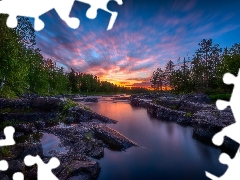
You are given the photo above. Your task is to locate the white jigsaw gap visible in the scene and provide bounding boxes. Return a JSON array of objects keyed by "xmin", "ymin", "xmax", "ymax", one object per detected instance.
[
  {"xmin": 13, "ymin": 172, "xmax": 24, "ymax": 180},
  {"xmin": 207, "ymin": 69, "xmax": 240, "ymax": 179},
  {"xmin": 24, "ymin": 155, "xmax": 60, "ymax": 180},
  {"xmin": 0, "ymin": 126, "xmax": 15, "ymax": 146},
  {"xmin": 0, "ymin": 160, "xmax": 8, "ymax": 171},
  {"xmin": 212, "ymin": 69, "xmax": 240, "ymax": 146},
  {"xmin": 206, "ymin": 149, "xmax": 240, "ymax": 180},
  {"xmin": 0, "ymin": 0, "xmax": 80, "ymax": 31},
  {"xmin": 0, "ymin": 0, "xmax": 123, "ymax": 31}
]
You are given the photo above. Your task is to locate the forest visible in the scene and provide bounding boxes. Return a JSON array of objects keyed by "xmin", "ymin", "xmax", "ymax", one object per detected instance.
[
  {"xmin": 1, "ymin": 14, "xmax": 238, "ymax": 99},
  {"xmin": 150, "ymin": 39, "xmax": 240, "ymax": 98},
  {"xmin": 0, "ymin": 15, "xmax": 148, "ymax": 98}
]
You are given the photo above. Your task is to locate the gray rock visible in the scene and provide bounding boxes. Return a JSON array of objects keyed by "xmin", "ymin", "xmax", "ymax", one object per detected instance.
[
  {"xmin": 15, "ymin": 124, "xmax": 37, "ymax": 134},
  {"xmin": 34, "ymin": 121, "xmax": 46, "ymax": 129},
  {"xmin": 14, "ymin": 143, "xmax": 44, "ymax": 160},
  {"xmin": 93, "ymin": 125, "xmax": 138, "ymax": 150},
  {"xmin": 7, "ymin": 160, "xmax": 25, "ymax": 174},
  {"xmin": 180, "ymin": 93, "xmax": 211, "ymax": 104},
  {"xmin": 54, "ymin": 155, "xmax": 100, "ymax": 180},
  {"xmin": 0, "ymin": 173, "xmax": 9, "ymax": 180},
  {"xmin": 66, "ymin": 117, "xmax": 74, "ymax": 123}
]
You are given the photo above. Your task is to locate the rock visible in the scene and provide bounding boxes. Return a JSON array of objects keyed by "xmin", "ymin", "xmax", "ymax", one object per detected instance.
[
  {"xmin": 90, "ymin": 146, "xmax": 104, "ymax": 159},
  {"xmin": 30, "ymin": 97, "xmax": 65, "ymax": 110},
  {"xmin": 111, "ymin": 97, "xmax": 130, "ymax": 100},
  {"xmin": 222, "ymin": 137, "xmax": 239, "ymax": 155},
  {"xmin": 66, "ymin": 117, "xmax": 74, "ymax": 123},
  {"xmin": 154, "ymin": 98, "xmax": 180, "ymax": 110},
  {"xmin": 192, "ymin": 127, "xmax": 218, "ymax": 144},
  {"xmin": 71, "ymin": 97, "xmax": 98, "ymax": 102},
  {"xmin": 93, "ymin": 125, "xmax": 138, "ymax": 150},
  {"xmin": 0, "ymin": 98, "xmax": 30, "ymax": 109},
  {"xmin": 14, "ymin": 132, "xmax": 25, "ymax": 138},
  {"xmin": 178, "ymin": 101, "xmax": 213, "ymax": 113},
  {"xmin": 54, "ymin": 155, "xmax": 100, "ymax": 180},
  {"xmin": 20, "ymin": 93, "xmax": 40, "ymax": 100},
  {"xmin": 14, "ymin": 143, "xmax": 44, "ymax": 160},
  {"xmin": 0, "ymin": 112, "xmax": 58, "ymax": 123},
  {"xmin": 180, "ymin": 93, "xmax": 211, "ymax": 104},
  {"xmin": 14, "ymin": 124, "xmax": 37, "ymax": 134},
  {"xmin": 0, "ymin": 173, "xmax": 9, "ymax": 180},
  {"xmin": 131, "ymin": 99, "xmax": 192, "ymax": 125},
  {"xmin": 24, "ymin": 166, "xmax": 37, "ymax": 180},
  {"xmin": 84, "ymin": 98, "xmax": 98, "ymax": 102},
  {"xmin": 67, "ymin": 106, "xmax": 117, "ymax": 124},
  {"xmin": 7, "ymin": 160, "xmax": 25, "ymax": 175},
  {"xmin": 192, "ymin": 109, "xmax": 234, "ymax": 129},
  {"xmin": 73, "ymin": 140, "xmax": 104, "ymax": 159},
  {"xmin": 34, "ymin": 121, "xmax": 46, "ymax": 129}
]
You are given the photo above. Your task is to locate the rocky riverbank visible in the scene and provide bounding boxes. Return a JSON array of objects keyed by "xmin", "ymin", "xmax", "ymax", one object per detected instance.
[
  {"xmin": 130, "ymin": 93, "xmax": 239, "ymax": 155},
  {"xmin": 0, "ymin": 96, "xmax": 137, "ymax": 179}
]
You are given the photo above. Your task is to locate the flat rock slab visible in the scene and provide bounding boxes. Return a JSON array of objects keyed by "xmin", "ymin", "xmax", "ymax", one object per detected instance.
[
  {"xmin": 54, "ymin": 154, "xmax": 100, "ymax": 180},
  {"xmin": 93, "ymin": 125, "xmax": 138, "ymax": 150}
]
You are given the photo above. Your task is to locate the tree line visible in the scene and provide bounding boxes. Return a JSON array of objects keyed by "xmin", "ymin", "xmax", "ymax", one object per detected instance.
[
  {"xmin": 0, "ymin": 15, "xmax": 149, "ymax": 98},
  {"xmin": 150, "ymin": 39, "xmax": 240, "ymax": 94}
]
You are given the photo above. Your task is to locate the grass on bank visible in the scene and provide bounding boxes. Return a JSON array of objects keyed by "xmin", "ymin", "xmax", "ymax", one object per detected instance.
[{"xmin": 209, "ymin": 94, "xmax": 231, "ymax": 101}]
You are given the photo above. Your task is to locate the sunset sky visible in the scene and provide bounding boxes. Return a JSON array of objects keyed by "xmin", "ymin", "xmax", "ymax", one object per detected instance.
[{"xmin": 35, "ymin": 0, "xmax": 240, "ymax": 88}]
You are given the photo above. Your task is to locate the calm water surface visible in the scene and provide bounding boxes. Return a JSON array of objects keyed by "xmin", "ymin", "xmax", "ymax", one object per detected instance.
[{"xmin": 82, "ymin": 97, "xmax": 227, "ymax": 180}]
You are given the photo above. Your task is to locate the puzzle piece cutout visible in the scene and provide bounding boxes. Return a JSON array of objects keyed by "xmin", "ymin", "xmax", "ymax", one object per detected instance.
[
  {"xmin": 206, "ymin": 149, "xmax": 240, "ymax": 180},
  {"xmin": 0, "ymin": 160, "xmax": 8, "ymax": 171},
  {"xmin": 0, "ymin": 126, "xmax": 15, "ymax": 147},
  {"xmin": 213, "ymin": 70, "xmax": 240, "ymax": 146},
  {"xmin": 0, "ymin": 0, "xmax": 79, "ymax": 31},
  {"xmin": 77, "ymin": 0, "xmax": 123, "ymax": 30},
  {"xmin": 0, "ymin": 161, "xmax": 24, "ymax": 180},
  {"xmin": 12, "ymin": 172, "xmax": 24, "ymax": 180},
  {"xmin": 0, "ymin": 0, "xmax": 123, "ymax": 31},
  {"xmin": 24, "ymin": 155, "xmax": 60, "ymax": 180},
  {"xmin": 0, "ymin": 126, "xmax": 23, "ymax": 180},
  {"xmin": 206, "ymin": 69, "xmax": 240, "ymax": 179}
]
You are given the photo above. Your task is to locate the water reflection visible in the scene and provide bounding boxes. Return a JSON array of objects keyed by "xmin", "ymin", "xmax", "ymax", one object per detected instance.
[
  {"xmin": 40, "ymin": 133, "xmax": 68, "ymax": 156},
  {"xmin": 82, "ymin": 97, "xmax": 227, "ymax": 180}
]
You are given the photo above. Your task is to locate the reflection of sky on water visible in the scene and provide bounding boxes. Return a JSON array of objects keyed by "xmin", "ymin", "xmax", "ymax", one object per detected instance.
[
  {"xmin": 40, "ymin": 133, "xmax": 68, "ymax": 156},
  {"xmin": 85, "ymin": 98, "xmax": 227, "ymax": 180}
]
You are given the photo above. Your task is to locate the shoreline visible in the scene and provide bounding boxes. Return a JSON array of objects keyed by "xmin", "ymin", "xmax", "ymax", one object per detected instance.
[
  {"xmin": 0, "ymin": 92, "xmax": 239, "ymax": 179},
  {"xmin": 0, "ymin": 96, "xmax": 137, "ymax": 180},
  {"xmin": 130, "ymin": 93, "xmax": 239, "ymax": 156}
]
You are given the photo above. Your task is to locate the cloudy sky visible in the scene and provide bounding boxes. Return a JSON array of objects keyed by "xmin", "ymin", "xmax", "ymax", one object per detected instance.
[{"xmin": 35, "ymin": 0, "xmax": 240, "ymax": 88}]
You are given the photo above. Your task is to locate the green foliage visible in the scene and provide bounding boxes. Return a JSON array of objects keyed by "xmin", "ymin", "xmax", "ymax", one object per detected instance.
[
  {"xmin": 171, "ymin": 106, "xmax": 178, "ymax": 110},
  {"xmin": 62, "ymin": 99, "xmax": 78, "ymax": 114},
  {"xmin": 85, "ymin": 132, "xmax": 93, "ymax": 141},
  {"xmin": 0, "ymin": 121, "xmax": 16, "ymax": 131},
  {"xmin": 0, "ymin": 86, "xmax": 18, "ymax": 98},
  {"xmin": 0, "ymin": 107, "xmax": 33, "ymax": 114},
  {"xmin": 150, "ymin": 39, "xmax": 239, "ymax": 95},
  {"xmin": 209, "ymin": 94, "xmax": 231, "ymax": 101},
  {"xmin": 0, "ymin": 14, "xmax": 150, "ymax": 97},
  {"xmin": 186, "ymin": 112, "xmax": 192, "ymax": 117},
  {"xmin": 83, "ymin": 105, "xmax": 91, "ymax": 111},
  {"xmin": 0, "ymin": 146, "xmax": 12, "ymax": 158}
]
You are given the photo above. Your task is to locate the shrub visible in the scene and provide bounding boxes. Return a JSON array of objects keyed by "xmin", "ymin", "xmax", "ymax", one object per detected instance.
[
  {"xmin": 62, "ymin": 99, "xmax": 78, "ymax": 114},
  {"xmin": 209, "ymin": 94, "xmax": 231, "ymax": 101},
  {"xmin": 186, "ymin": 112, "xmax": 192, "ymax": 117}
]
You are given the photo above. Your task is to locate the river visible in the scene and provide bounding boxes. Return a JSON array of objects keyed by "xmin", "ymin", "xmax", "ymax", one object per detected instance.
[{"xmin": 79, "ymin": 96, "xmax": 227, "ymax": 180}]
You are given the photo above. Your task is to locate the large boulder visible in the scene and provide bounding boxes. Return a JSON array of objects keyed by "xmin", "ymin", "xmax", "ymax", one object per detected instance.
[
  {"xmin": 14, "ymin": 143, "xmax": 44, "ymax": 160},
  {"xmin": 180, "ymin": 93, "xmax": 211, "ymax": 104},
  {"xmin": 93, "ymin": 125, "xmax": 138, "ymax": 150},
  {"xmin": 54, "ymin": 154, "xmax": 100, "ymax": 180},
  {"xmin": 30, "ymin": 97, "xmax": 64, "ymax": 110}
]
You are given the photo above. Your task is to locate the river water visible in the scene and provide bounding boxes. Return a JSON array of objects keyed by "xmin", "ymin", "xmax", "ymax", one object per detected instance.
[{"xmin": 81, "ymin": 96, "xmax": 227, "ymax": 180}]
